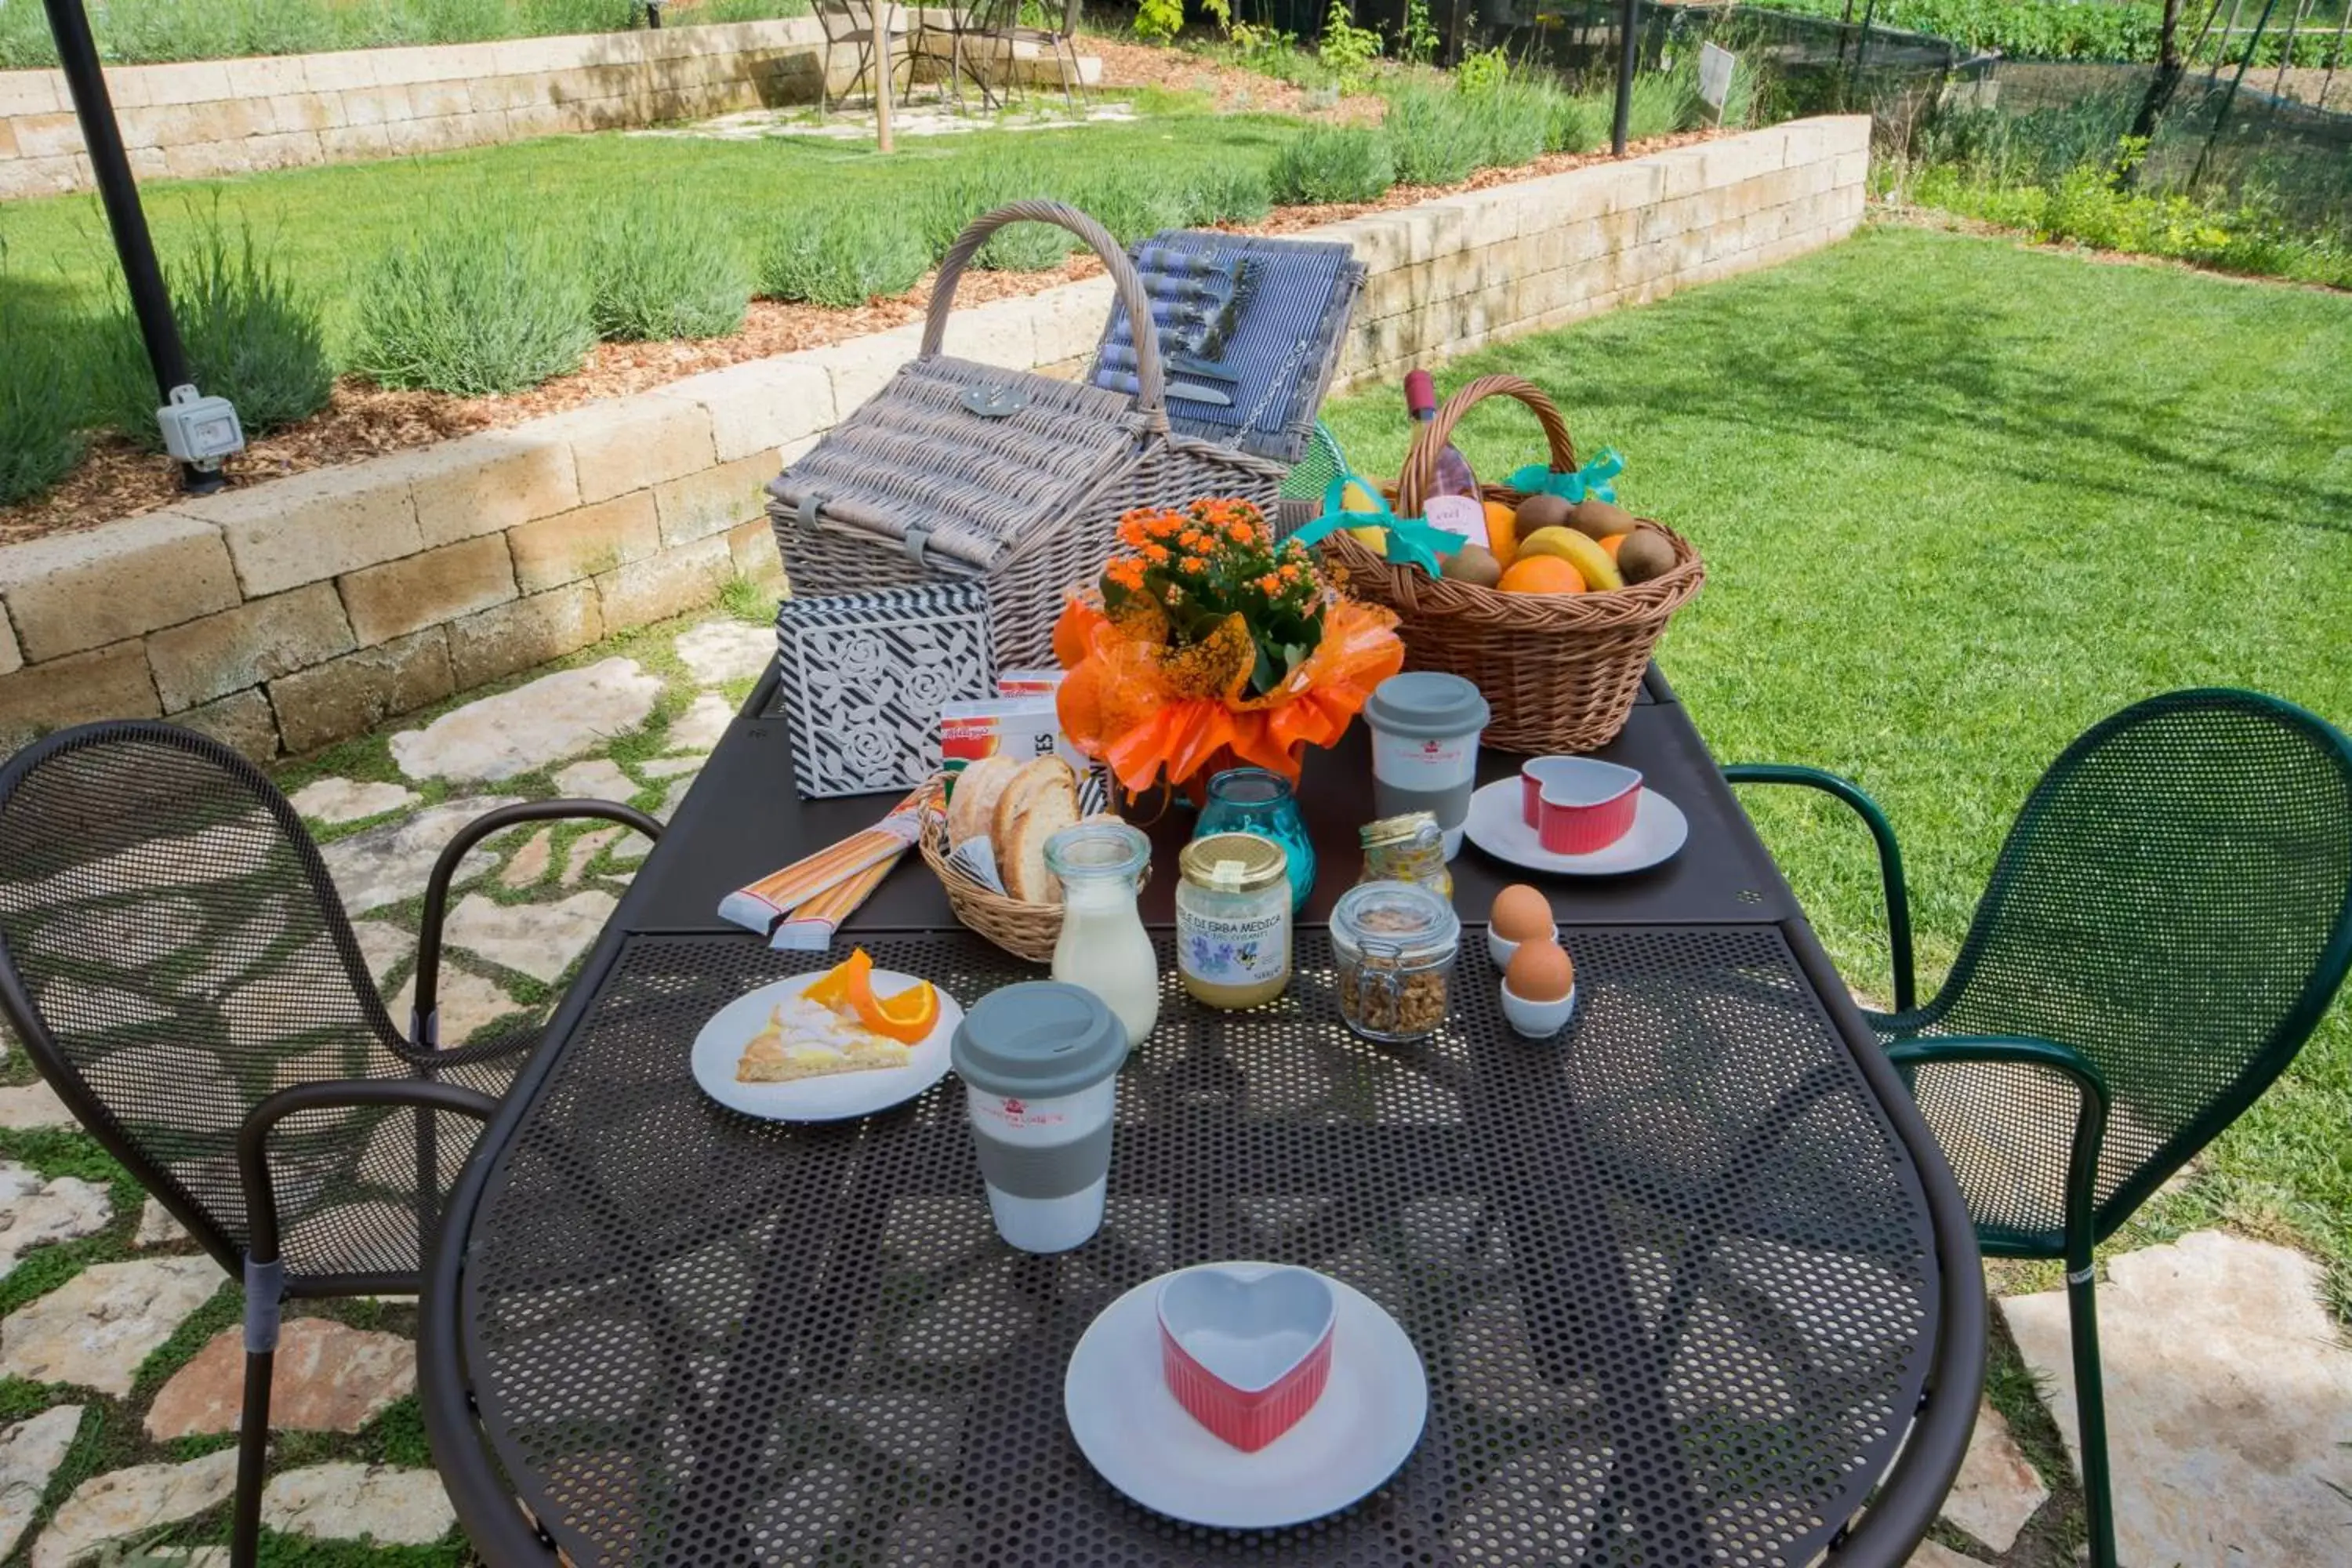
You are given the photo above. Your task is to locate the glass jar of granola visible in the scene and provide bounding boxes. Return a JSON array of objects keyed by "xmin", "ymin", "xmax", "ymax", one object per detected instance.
[{"xmin": 1330, "ymin": 880, "xmax": 1460, "ymax": 1044}]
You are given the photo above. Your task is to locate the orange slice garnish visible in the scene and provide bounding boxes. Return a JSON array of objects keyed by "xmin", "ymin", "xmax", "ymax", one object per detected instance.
[
  {"xmin": 855, "ymin": 978, "xmax": 940, "ymax": 1044},
  {"xmin": 804, "ymin": 948, "xmax": 872, "ymax": 1010}
]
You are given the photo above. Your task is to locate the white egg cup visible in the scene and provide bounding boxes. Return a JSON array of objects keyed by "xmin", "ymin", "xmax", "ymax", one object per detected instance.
[
  {"xmin": 1487, "ymin": 921, "xmax": 1558, "ymax": 973},
  {"xmin": 1501, "ymin": 980, "xmax": 1576, "ymax": 1040}
]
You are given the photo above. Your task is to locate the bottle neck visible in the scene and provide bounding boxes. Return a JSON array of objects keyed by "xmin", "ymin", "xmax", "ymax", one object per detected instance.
[{"xmin": 1061, "ymin": 873, "xmax": 1136, "ymax": 913}]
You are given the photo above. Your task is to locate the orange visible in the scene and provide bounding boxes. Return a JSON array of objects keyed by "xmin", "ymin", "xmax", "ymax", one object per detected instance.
[
  {"xmin": 830, "ymin": 953, "xmax": 941, "ymax": 1044},
  {"xmin": 805, "ymin": 947, "xmax": 873, "ymax": 1009},
  {"xmin": 1482, "ymin": 500, "xmax": 1519, "ymax": 565},
  {"xmin": 1597, "ymin": 533, "xmax": 1625, "ymax": 559},
  {"xmin": 856, "ymin": 978, "xmax": 942, "ymax": 1044},
  {"xmin": 1497, "ymin": 556, "xmax": 1586, "ymax": 595}
]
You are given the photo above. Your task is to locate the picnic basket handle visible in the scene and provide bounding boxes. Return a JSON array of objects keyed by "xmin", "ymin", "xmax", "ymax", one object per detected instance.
[
  {"xmin": 922, "ymin": 199, "xmax": 1168, "ymax": 423},
  {"xmin": 1395, "ymin": 374, "xmax": 1580, "ymax": 519}
]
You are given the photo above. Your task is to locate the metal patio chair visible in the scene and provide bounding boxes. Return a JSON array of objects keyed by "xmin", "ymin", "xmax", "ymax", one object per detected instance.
[
  {"xmin": 1726, "ymin": 688, "xmax": 2352, "ymax": 1568},
  {"xmin": 814, "ymin": 0, "xmax": 915, "ymax": 116},
  {"xmin": 0, "ymin": 721, "xmax": 660, "ymax": 1567},
  {"xmin": 991, "ymin": 0, "xmax": 1089, "ymax": 107}
]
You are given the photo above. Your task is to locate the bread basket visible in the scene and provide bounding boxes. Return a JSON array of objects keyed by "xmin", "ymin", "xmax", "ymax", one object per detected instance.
[
  {"xmin": 918, "ymin": 791, "xmax": 1063, "ymax": 964},
  {"xmin": 1319, "ymin": 375, "xmax": 1704, "ymax": 753}
]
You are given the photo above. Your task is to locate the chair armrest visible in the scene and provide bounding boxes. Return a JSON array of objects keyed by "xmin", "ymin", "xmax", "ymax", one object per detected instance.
[
  {"xmin": 1722, "ymin": 763, "xmax": 1917, "ymax": 1014},
  {"xmin": 1884, "ymin": 1033, "xmax": 2111, "ymax": 1272},
  {"xmin": 413, "ymin": 800, "xmax": 664, "ymax": 1049},
  {"xmin": 236, "ymin": 1078, "xmax": 499, "ymax": 1269}
]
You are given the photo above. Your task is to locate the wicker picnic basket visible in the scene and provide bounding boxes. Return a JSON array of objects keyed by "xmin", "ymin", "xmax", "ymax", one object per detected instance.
[
  {"xmin": 765, "ymin": 201, "xmax": 1289, "ymax": 671},
  {"xmin": 1320, "ymin": 375, "xmax": 1705, "ymax": 753}
]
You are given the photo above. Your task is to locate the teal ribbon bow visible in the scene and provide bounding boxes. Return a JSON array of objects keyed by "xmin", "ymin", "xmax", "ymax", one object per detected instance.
[
  {"xmin": 1289, "ymin": 473, "xmax": 1464, "ymax": 576},
  {"xmin": 1506, "ymin": 447, "xmax": 1626, "ymax": 508}
]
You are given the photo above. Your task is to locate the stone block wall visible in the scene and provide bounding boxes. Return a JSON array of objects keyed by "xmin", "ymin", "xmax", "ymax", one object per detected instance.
[
  {"xmin": 0, "ymin": 16, "xmax": 1098, "ymax": 199},
  {"xmin": 0, "ymin": 116, "xmax": 1869, "ymax": 760}
]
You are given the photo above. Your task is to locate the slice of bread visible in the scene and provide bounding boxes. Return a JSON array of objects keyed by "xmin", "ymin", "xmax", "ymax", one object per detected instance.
[
  {"xmin": 993, "ymin": 757, "xmax": 1079, "ymax": 903},
  {"xmin": 946, "ymin": 754, "xmax": 1021, "ymax": 847}
]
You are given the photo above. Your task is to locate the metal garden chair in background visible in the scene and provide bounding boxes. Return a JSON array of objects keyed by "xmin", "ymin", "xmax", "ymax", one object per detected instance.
[
  {"xmin": 1726, "ymin": 688, "xmax": 2352, "ymax": 1568},
  {"xmin": 814, "ymin": 0, "xmax": 913, "ymax": 117},
  {"xmin": 989, "ymin": 0, "xmax": 1089, "ymax": 107},
  {"xmin": 0, "ymin": 722, "xmax": 660, "ymax": 1568}
]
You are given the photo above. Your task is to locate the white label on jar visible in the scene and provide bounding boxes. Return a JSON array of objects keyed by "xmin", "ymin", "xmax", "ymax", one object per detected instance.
[
  {"xmin": 1179, "ymin": 906, "xmax": 1289, "ymax": 987},
  {"xmin": 1373, "ymin": 728, "xmax": 1477, "ymax": 786}
]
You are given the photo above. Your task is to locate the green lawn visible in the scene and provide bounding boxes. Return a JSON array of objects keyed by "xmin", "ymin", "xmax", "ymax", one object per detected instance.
[
  {"xmin": 0, "ymin": 108, "xmax": 1289, "ymax": 356},
  {"xmin": 1327, "ymin": 223, "xmax": 2352, "ymax": 1293}
]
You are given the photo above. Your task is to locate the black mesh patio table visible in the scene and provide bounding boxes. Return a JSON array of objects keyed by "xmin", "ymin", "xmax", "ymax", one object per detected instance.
[
  {"xmin": 425, "ymin": 928, "xmax": 1977, "ymax": 1566},
  {"xmin": 420, "ymin": 670, "xmax": 1983, "ymax": 1568}
]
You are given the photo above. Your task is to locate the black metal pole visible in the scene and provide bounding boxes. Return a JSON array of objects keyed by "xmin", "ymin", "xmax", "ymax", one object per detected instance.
[
  {"xmin": 1611, "ymin": 0, "xmax": 1640, "ymax": 154},
  {"xmin": 41, "ymin": 0, "xmax": 216, "ymax": 493}
]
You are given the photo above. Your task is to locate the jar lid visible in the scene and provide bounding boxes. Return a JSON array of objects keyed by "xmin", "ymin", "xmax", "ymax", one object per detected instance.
[
  {"xmin": 1179, "ymin": 832, "xmax": 1288, "ymax": 894},
  {"xmin": 1362, "ymin": 811, "xmax": 1442, "ymax": 850},
  {"xmin": 952, "ymin": 981, "xmax": 1128, "ymax": 1097},
  {"xmin": 1332, "ymin": 879, "xmax": 1461, "ymax": 961},
  {"xmin": 1044, "ymin": 820, "xmax": 1149, "ymax": 883},
  {"xmin": 1365, "ymin": 672, "xmax": 1491, "ymax": 741}
]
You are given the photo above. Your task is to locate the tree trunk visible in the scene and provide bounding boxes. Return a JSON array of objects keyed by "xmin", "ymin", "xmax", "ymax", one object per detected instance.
[{"xmin": 2127, "ymin": 0, "xmax": 2187, "ymax": 151}]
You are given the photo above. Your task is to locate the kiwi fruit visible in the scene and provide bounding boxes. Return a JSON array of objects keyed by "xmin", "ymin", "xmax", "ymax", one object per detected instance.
[
  {"xmin": 1617, "ymin": 526, "xmax": 1676, "ymax": 585},
  {"xmin": 1568, "ymin": 499, "xmax": 1639, "ymax": 539},
  {"xmin": 1441, "ymin": 543, "xmax": 1503, "ymax": 588},
  {"xmin": 1514, "ymin": 493, "xmax": 1573, "ymax": 535}
]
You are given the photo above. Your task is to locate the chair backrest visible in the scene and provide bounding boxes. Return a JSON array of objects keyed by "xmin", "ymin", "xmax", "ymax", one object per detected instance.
[
  {"xmin": 0, "ymin": 723, "xmax": 406, "ymax": 1277},
  {"xmin": 1935, "ymin": 689, "xmax": 2352, "ymax": 1234},
  {"xmin": 816, "ymin": 0, "xmax": 895, "ymax": 38}
]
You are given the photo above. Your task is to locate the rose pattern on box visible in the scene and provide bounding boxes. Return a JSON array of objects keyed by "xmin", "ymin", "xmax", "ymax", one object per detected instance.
[{"xmin": 776, "ymin": 586, "xmax": 996, "ymax": 798}]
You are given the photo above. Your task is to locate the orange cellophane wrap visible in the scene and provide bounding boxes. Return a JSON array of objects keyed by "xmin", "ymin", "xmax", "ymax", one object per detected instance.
[{"xmin": 1054, "ymin": 594, "xmax": 1404, "ymax": 793}]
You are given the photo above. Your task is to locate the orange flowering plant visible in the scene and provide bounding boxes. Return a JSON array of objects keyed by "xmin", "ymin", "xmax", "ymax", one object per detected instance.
[
  {"xmin": 1102, "ymin": 498, "xmax": 1327, "ymax": 699},
  {"xmin": 1054, "ymin": 499, "xmax": 1405, "ymax": 793}
]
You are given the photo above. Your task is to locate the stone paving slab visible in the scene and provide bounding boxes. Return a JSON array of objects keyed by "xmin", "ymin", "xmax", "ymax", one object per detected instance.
[
  {"xmin": 33, "ymin": 1450, "xmax": 238, "ymax": 1568},
  {"xmin": 147, "ymin": 1319, "xmax": 415, "ymax": 1440},
  {"xmin": 0, "ymin": 1257, "xmax": 219, "ymax": 1396},
  {"xmin": 261, "ymin": 1463, "xmax": 455, "ymax": 1544},
  {"xmin": 2003, "ymin": 1229, "xmax": 2352, "ymax": 1567},
  {"xmin": 390, "ymin": 657, "xmax": 662, "ymax": 782}
]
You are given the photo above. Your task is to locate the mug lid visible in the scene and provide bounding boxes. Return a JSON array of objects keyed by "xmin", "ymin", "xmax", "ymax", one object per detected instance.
[
  {"xmin": 1366, "ymin": 671, "xmax": 1491, "ymax": 740},
  {"xmin": 952, "ymin": 981, "xmax": 1127, "ymax": 1098}
]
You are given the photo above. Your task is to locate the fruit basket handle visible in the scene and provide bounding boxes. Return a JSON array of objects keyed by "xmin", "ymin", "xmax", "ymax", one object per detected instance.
[
  {"xmin": 1395, "ymin": 374, "xmax": 1580, "ymax": 519},
  {"xmin": 921, "ymin": 199, "xmax": 1167, "ymax": 426}
]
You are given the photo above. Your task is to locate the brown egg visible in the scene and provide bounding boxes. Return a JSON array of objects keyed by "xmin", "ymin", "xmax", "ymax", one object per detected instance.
[
  {"xmin": 1504, "ymin": 940, "xmax": 1576, "ymax": 1004},
  {"xmin": 1489, "ymin": 884, "xmax": 1553, "ymax": 943}
]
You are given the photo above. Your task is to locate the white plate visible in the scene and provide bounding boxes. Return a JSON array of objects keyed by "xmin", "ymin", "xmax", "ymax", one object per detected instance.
[
  {"xmin": 1065, "ymin": 1263, "xmax": 1428, "ymax": 1530},
  {"xmin": 1464, "ymin": 777, "xmax": 1690, "ymax": 876},
  {"xmin": 690, "ymin": 969, "xmax": 960, "ymax": 1122}
]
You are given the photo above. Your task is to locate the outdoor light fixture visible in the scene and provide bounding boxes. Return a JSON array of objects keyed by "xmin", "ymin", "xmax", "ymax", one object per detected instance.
[
  {"xmin": 42, "ymin": 0, "xmax": 237, "ymax": 493},
  {"xmin": 157, "ymin": 385, "xmax": 246, "ymax": 470}
]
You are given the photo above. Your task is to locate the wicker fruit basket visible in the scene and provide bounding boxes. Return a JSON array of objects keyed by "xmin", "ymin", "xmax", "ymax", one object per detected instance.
[{"xmin": 1319, "ymin": 375, "xmax": 1704, "ymax": 753}]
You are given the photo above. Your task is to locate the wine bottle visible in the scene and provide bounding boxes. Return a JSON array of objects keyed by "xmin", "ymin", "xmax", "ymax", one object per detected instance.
[
  {"xmin": 1404, "ymin": 369, "xmax": 1486, "ymax": 550},
  {"xmin": 1405, "ymin": 370, "xmax": 1479, "ymax": 496}
]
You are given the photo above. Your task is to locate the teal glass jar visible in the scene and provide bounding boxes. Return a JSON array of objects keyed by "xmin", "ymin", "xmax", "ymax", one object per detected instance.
[{"xmin": 1194, "ymin": 768, "xmax": 1315, "ymax": 912}]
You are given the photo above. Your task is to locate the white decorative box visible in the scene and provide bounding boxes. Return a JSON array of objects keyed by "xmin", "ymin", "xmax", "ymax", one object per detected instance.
[{"xmin": 775, "ymin": 586, "xmax": 996, "ymax": 798}]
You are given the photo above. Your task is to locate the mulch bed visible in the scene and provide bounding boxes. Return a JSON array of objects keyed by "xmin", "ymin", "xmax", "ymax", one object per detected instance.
[{"xmin": 0, "ymin": 31, "xmax": 1719, "ymax": 549}]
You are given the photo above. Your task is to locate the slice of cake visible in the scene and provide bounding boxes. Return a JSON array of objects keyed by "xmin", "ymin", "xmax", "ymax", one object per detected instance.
[{"xmin": 736, "ymin": 997, "xmax": 913, "ymax": 1084}]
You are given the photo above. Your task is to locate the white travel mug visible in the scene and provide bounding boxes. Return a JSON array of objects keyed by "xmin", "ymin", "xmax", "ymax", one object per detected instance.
[
  {"xmin": 1364, "ymin": 671, "xmax": 1493, "ymax": 859},
  {"xmin": 951, "ymin": 981, "xmax": 1128, "ymax": 1254}
]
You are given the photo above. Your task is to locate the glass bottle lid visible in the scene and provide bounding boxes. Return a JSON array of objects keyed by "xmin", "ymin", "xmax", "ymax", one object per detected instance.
[
  {"xmin": 1044, "ymin": 820, "xmax": 1149, "ymax": 883},
  {"xmin": 1178, "ymin": 832, "xmax": 1288, "ymax": 894},
  {"xmin": 1331, "ymin": 879, "xmax": 1461, "ymax": 960}
]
